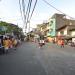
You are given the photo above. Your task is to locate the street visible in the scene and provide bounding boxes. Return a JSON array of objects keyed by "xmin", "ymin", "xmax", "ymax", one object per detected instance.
[{"xmin": 0, "ymin": 42, "xmax": 75, "ymax": 75}]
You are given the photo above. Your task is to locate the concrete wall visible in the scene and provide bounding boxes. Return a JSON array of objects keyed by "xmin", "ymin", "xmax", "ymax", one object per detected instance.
[
  {"xmin": 71, "ymin": 31, "xmax": 75, "ymax": 36},
  {"xmin": 57, "ymin": 28, "xmax": 67, "ymax": 36}
]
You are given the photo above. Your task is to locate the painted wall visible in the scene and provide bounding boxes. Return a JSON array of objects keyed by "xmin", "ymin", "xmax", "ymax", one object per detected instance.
[
  {"xmin": 48, "ymin": 19, "xmax": 56, "ymax": 37},
  {"xmin": 57, "ymin": 27, "xmax": 68, "ymax": 36},
  {"xmin": 72, "ymin": 38, "xmax": 75, "ymax": 43}
]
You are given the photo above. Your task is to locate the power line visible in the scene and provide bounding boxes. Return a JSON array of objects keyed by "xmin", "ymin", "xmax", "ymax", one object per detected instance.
[
  {"xmin": 25, "ymin": 0, "xmax": 32, "ymax": 28},
  {"xmin": 29, "ymin": 0, "xmax": 38, "ymax": 21},
  {"xmin": 19, "ymin": 0, "xmax": 26, "ymax": 32},
  {"xmin": 24, "ymin": 0, "xmax": 31, "ymax": 32},
  {"xmin": 22, "ymin": 0, "xmax": 26, "ymax": 30},
  {"xmin": 19, "ymin": 0, "xmax": 38, "ymax": 33},
  {"xmin": 42, "ymin": 0, "xmax": 75, "ymax": 19},
  {"xmin": 22, "ymin": 0, "xmax": 26, "ymax": 21},
  {"xmin": 19, "ymin": 0, "xmax": 24, "ymax": 22},
  {"xmin": 20, "ymin": 0, "xmax": 31, "ymax": 33},
  {"xmin": 28, "ymin": 0, "xmax": 38, "ymax": 32}
]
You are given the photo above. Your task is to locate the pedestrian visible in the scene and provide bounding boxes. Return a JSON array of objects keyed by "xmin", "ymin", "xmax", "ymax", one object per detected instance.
[
  {"xmin": 12, "ymin": 38, "xmax": 18, "ymax": 50},
  {"xmin": 38, "ymin": 33, "xmax": 45, "ymax": 48},
  {"xmin": 60, "ymin": 39, "xmax": 64, "ymax": 48},
  {"xmin": 9, "ymin": 38, "xmax": 13, "ymax": 49},
  {"xmin": 3, "ymin": 37, "xmax": 10, "ymax": 53}
]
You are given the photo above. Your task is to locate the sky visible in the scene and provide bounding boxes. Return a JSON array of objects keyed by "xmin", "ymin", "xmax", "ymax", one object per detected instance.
[{"xmin": 0, "ymin": 0, "xmax": 75, "ymax": 32}]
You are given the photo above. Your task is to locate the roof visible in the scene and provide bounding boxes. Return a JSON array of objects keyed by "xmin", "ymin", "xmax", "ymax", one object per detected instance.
[
  {"xmin": 56, "ymin": 25, "xmax": 67, "ymax": 31},
  {"xmin": 57, "ymin": 25, "xmax": 75, "ymax": 31}
]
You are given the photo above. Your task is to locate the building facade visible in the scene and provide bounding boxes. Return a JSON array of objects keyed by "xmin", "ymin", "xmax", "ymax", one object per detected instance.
[{"xmin": 48, "ymin": 13, "xmax": 75, "ymax": 36}]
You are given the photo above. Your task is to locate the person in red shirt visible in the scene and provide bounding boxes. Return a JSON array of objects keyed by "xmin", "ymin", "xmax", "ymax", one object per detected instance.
[{"xmin": 60, "ymin": 39, "xmax": 64, "ymax": 48}]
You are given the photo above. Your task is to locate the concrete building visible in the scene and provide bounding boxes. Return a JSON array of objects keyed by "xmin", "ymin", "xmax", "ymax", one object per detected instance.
[
  {"xmin": 36, "ymin": 22, "xmax": 49, "ymax": 36},
  {"xmin": 47, "ymin": 13, "xmax": 75, "ymax": 42},
  {"xmin": 51, "ymin": 13, "xmax": 75, "ymax": 29},
  {"xmin": 49, "ymin": 13, "xmax": 75, "ymax": 37},
  {"xmin": 35, "ymin": 13, "xmax": 75, "ymax": 42},
  {"xmin": 48, "ymin": 13, "xmax": 75, "ymax": 36},
  {"xmin": 57, "ymin": 25, "xmax": 75, "ymax": 42}
]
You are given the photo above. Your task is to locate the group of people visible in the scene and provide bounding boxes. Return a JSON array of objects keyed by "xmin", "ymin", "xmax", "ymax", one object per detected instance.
[
  {"xmin": 0, "ymin": 36, "xmax": 19, "ymax": 54},
  {"xmin": 36, "ymin": 34, "xmax": 65, "ymax": 48},
  {"xmin": 4, "ymin": 37, "xmax": 17, "ymax": 50}
]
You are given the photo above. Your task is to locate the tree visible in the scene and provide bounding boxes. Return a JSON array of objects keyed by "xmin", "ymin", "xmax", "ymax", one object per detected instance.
[{"xmin": 0, "ymin": 21, "xmax": 23, "ymax": 36}]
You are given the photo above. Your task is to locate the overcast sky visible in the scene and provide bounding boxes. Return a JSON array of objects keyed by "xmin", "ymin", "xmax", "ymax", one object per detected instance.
[{"xmin": 0, "ymin": 0, "xmax": 75, "ymax": 31}]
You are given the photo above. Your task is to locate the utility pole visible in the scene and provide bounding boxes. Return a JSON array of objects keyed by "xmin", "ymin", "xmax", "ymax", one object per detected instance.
[
  {"xmin": 28, "ymin": 21, "xmax": 30, "ymax": 32},
  {"xmin": 28, "ymin": 21, "xmax": 30, "ymax": 41}
]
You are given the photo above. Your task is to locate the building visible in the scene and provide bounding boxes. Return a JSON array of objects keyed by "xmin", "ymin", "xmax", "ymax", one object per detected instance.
[
  {"xmin": 36, "ymin": 22, "xmax": 49, "ymax": 36},
  {"xmin": 57, "ymin": 25, "xmax": 75, "ymax": 42},
  {"xmin": 47, "ymin": 18, "xmax": 56, "ymax": 37},
  {"xmin": 46, "ymin": 13, "xmax": 75, "ymax": 42},
  {"xmin": 48, "ymin": 13, "xmax": 75, "ymax": 36}
]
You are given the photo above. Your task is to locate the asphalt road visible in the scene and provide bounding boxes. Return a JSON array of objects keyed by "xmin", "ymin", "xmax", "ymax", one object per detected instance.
[{"xmin": 0, "ymin": 42, "xmax": 75, "ymax": 75}]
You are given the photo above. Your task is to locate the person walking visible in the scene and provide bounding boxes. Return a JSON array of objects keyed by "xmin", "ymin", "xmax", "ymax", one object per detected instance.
[{"xmin": 60, "ymin": 39, "xmax": 64, "ymax": 48}]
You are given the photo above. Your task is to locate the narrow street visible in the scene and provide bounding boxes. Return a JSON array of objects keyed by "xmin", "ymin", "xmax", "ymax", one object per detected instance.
[{"xmin": 0, "ymin": 42, "xmax": 75, "ymax": 75}]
